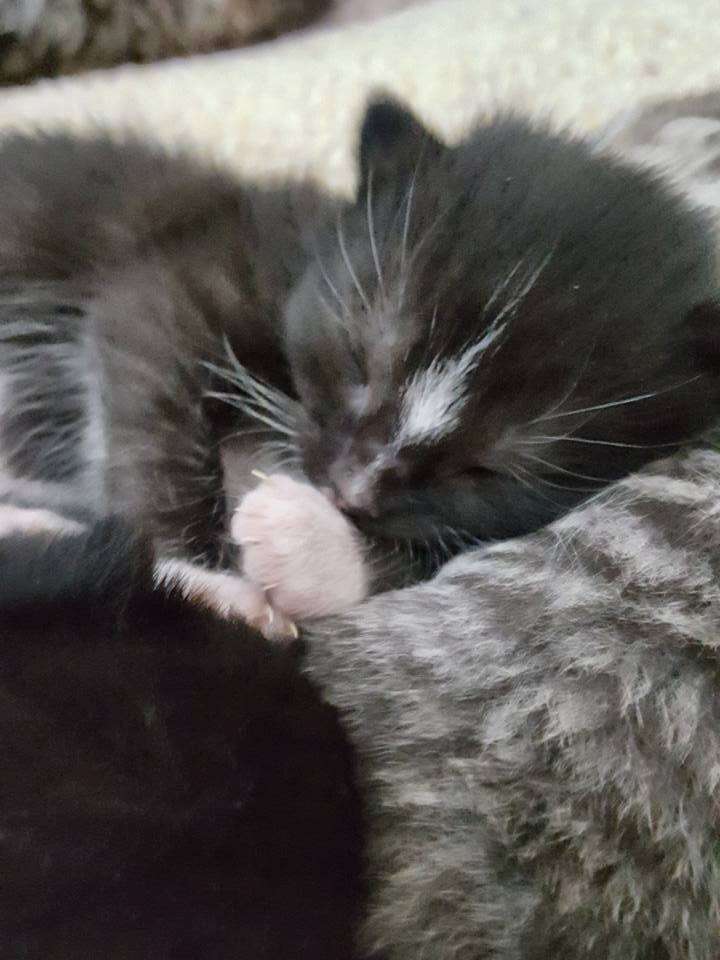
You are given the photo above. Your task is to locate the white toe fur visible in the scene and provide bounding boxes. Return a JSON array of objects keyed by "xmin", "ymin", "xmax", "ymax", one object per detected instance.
[
  {"xmin": 232, "ymin": 474, "xmax": 369, "ymax": 621},
  {"xmin": 153, "ymin": 558, "xmax": 298, "ymax": 641}
]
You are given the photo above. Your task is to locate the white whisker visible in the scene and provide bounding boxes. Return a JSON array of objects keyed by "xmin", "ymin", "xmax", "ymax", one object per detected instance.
[
  {"xmin": 313, "ymin": 247, "xmax": 352, "ymax": 319},
  {"xmin": 366, "ymin": 168, "xmax": 385, "ymax": 299},
  {"xmin": 523, "ymin": 435, "xmax": 682, "ymax": 450},
  {"xmin": 520, "ymin": 450, "xmax": 607, "ymax": 483},
  {"xmin": 482, "ymin": 258, "xmax": 525, "ymax": 316},
  {"xmin": 204, "ymin": 392, "xmax": 298, "ymax": 438},
  {"xmin": 400, "ymin": 166, "xmax": 418, "ymax": 274},
  {"xmin": 529, "ymin": 376, "xmax": 701, "ymax": 424},
  {"xmin": 336, "ymin": 216, "xmax": 372, "ymax": 312},
  {"xmin": 492, "ymin": 248, "xmax": 555, "ymax": 326}
]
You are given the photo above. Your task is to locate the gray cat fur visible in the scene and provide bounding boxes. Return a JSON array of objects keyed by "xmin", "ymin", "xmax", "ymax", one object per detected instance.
[
  {"xmin": 303, "ymin": 93, "xmax": 720, "ymax": 960},
  {"xmin": 306, "ymin": 448, "xmax": 720, "ymax": 960}
]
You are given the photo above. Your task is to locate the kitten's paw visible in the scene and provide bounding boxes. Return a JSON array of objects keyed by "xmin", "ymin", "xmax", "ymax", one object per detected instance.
[
  {"xmin": 232, "ymin": 473, "xmax": 368, "ymax": 622},
  {"xmin": 0, "ymin": 503, "xmax": 85, "ymax": 539},
  {"xmin": 154, "ymin": 558, "xmax": 298, "ymax": 642}
]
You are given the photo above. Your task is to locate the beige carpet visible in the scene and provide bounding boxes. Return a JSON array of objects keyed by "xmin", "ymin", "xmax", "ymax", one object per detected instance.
[{"xmin": 0, "ymin": 0, "xmax": 717, "ymax": 193}]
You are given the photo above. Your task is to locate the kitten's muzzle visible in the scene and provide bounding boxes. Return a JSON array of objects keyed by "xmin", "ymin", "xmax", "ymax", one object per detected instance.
[{"xmin": 325, "ymin": 470, "xmax": 379, "ymax": 519}]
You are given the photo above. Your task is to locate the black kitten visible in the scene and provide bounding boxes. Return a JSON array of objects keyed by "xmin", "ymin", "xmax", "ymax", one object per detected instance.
[
  {"xmin": 0, "ymin": 500, "xmax": 365, "ymax": 959},
  {"xmin": 1, "ymin": 97, "xmax": 719, "ymax": 574},
  {"xmin": 287, "ymin": 100, "xmax": 720, "ymax": 547}
]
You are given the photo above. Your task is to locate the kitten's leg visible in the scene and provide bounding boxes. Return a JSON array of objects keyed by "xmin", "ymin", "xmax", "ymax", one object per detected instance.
[
  {"xmin": 0, "ymin": 500, "xmax": 297, "ymax": 640},
  {"xmin": 153, "ymin": 558, "xmax": 298, "ymax": 641}
]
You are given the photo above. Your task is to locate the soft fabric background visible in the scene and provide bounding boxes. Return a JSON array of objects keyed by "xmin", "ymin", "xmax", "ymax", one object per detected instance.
[{"xmin": 0, "ymin": 0, "xmax": 718, "ymax": 192}]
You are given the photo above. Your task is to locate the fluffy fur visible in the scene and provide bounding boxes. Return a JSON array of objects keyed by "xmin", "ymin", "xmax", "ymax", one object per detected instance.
[
  {"xmin": 0, "ymin": 497, "xmax": 365, "ymax": 959},
  {"xmin": 0, "ymin": 0, "xmax": 330, "ymax": 83},
  {"xmin": 2, "ymin": 100, "xmax": 720, "ymax": 603},
  {"xmin": 304, "ymin": 446, "xmax": 720, "ymax": 960},
  {"xmin": 287, "ymin": 99, "xmax": 720, "ymax": 553},
  {"xmin": 0, "ymin": 130, "xmax": 336, "ymax": 567},
  {"xmin": 2, "ymin": 92, "xmax": 720, "ymax": 960}
]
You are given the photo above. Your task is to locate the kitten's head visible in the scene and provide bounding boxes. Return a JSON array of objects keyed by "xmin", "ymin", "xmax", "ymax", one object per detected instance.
[{"xmin": 283, "ymin": 96, "xmax": 720, "ymax": 547}]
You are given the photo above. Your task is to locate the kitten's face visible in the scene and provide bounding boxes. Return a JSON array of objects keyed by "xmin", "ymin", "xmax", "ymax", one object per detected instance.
[{"xmin": 283, "ymin": 99, "xmax": 720, "ymax": 548}]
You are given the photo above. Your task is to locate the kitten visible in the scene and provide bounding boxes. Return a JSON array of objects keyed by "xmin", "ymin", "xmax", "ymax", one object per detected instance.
[
  {"xmin": 285, "ymin": 99, "xmax": 720, "ymax": 550},
  {"xmin": 2, "ymin": 97, "xmax": 720, "ymax": 623},
  {"xmin": 0, "ymin": 496, "xmax": 365, "ymax": 959}
]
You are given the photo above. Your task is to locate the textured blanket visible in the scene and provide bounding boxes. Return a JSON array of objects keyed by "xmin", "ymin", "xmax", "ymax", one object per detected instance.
[{"xmin": 1, "ymin": 2, "xmax": 720, "ymax": 956}]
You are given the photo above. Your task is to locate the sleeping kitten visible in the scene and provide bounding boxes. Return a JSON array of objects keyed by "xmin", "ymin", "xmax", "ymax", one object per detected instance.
[
  {"xmin": 285, "ymin": 100, "xmax": 720, "ymax": 549},
  {"xmin": 0, "ymin": 495, "xmax": 365, "ymax": 959},
  {"xmin": 1, "ymin": 97, "xmax": 720, "ymax": 626}
]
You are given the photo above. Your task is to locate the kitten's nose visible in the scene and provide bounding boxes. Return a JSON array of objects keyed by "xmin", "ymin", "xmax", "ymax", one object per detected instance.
[{"xmin": 327, "ymin": 469, "xmax": 379, "ymax": 519}]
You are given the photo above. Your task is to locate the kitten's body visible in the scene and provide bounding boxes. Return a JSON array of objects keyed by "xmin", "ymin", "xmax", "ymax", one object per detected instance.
[
  {"xmin": 2, "ymin": 101, "xmax": 720, "ymax": 607},
  {"xmin": 0, "ymin": 102, "xmax": 720, "ymax": 608},
  {"xmin": 2, "ymin": 94, "xmax": 720, "ymax": 960},
  {"xmin": 0, "ymin": 498, "xmax": 364, "ymax": 959},
  {"xmin": 0, "ymin": 132, "xmax": 333, "ymax": 564}
]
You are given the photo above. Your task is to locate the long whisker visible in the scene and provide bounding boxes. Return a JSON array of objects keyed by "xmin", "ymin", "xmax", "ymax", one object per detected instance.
[
  {"xmin": 521, "ymin": 435, "xmax": 683, "ymax": 450},
  {"xmin": 519, "ymin": 450, "xmax": 608, "ymax": 483},
  {"xmin": 529, "ymin": 376, "xmax": 701, "ymax": 425},
  {"xmin": 492, "ymin": 248, "xmax": 554, "ymax": 326},
  {"xmin": 527, "ymin": 342, "xmax": 598, "ymax": 429},
  {"xmin": 203, "ymin": 338, "xmax": 302, "ymax": 431},
  {"xmin": 482, "ymin": 258, "xmax": 525, "ymax": 316},
  {"xmin": 205, "ymin": 380, "xmax": 296, "ymax": 431},
  {"xmin": 366, "ymin": 167, "xmax": 386, "ymax": 300},
  {"xmin": 399, "ymin": 166, "xmax": 418, "ymax": 274},
  {"xmin": 513, "ymin": 462, "xmax": 600, "ymax": 494},
  {"xmin": 313, "ymin": 244, "xmax": 353, "ymax": 320},
  {"xmin": 509, "ymin": 465, "xmax": 565, "ymax": 506},
  {"xmin": 204, "ymin": 391, "xmax": 298, "ymax": 438},
  {"xmin": 336, "ymin": 216, "xmax": 372, "ymax": 312}
]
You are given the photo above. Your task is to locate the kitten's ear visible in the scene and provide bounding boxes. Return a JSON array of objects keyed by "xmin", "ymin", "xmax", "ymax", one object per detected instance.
[{"xmin": 358, "ymin": 95, "xmax": 443, "ymax": 193}]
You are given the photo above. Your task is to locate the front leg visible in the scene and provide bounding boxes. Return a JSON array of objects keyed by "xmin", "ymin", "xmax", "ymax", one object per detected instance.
[
  {"xmin": 153, "ymin": 558, "xmax": 299, "ymax": 640},
  {"xmin": 0, "ymin": 500, "xmax": 298, "ymax": 640}
]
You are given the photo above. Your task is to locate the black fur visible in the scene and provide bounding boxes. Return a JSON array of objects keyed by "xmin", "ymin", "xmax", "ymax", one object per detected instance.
[
  {"xmin": 0, "ymin": 511, "xmax": 365, "ymax": 958},
  {"xmin": 1, "ymin": 98, "xmax": 719, "ymax": 569},
  {"xmin": 289, "ymin": 98, "xmax": 720, "ymax": 549},
  {"xmin": 0, "ymin": 132, "xmax": 336, "ymax": 564}
]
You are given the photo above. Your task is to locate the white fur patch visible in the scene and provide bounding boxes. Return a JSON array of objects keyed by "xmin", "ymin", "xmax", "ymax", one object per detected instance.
[{"xmin": 397, "ymin": 326, "xmax": 505, "ymax": 446}]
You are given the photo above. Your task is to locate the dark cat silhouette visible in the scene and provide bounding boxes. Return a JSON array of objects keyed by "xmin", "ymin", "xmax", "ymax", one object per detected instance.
[{"xmin": 0, "ymin": 499, "xmax": 365, "ymax": 959}]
